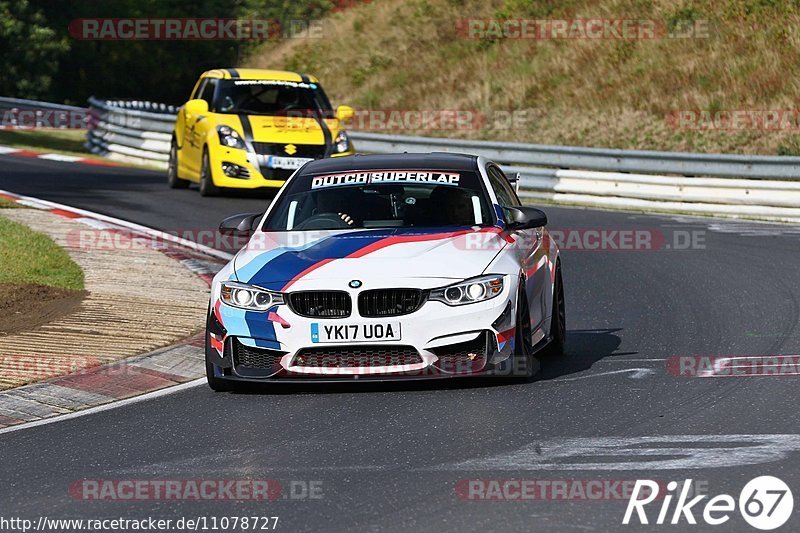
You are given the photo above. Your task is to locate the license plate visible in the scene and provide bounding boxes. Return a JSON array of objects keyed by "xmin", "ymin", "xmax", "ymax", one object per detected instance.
[
  {"xmin": 311, "ymin": 322, "xmax": 402, "ymax": 343},
  {"xmin": 264, "ymin": 156, "xmax": 313, "ymax": 170}
]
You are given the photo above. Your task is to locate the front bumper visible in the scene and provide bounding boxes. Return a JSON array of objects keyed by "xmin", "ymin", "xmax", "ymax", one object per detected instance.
[
  {"xmin": 206, "ymin": 284, "xmax": 524, "ymax": 382},
  {"xmin": 209, "ymin": 146, "xmax": 354, "ymax": 189}
]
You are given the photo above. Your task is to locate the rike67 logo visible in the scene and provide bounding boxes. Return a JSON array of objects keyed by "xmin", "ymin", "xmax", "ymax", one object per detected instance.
[{"xmin": 623, "ymin": 476, "xmax": 793, "ymax": 530}]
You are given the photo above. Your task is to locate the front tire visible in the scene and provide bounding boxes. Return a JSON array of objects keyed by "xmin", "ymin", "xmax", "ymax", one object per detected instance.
[
  {"xmin": 199, "ymin": 148, "xmax": 220, "ymax": 197},
  {"xmin": 545, "ymin": 261, "xmax": 566, "ymax": 356},
  {"xmin": 514, "ymin": 278, "xmax": 539, "ymax": 381},
  {"xmin": 167, "ymin": 140, "xmax": 190, "ymax": 189}
]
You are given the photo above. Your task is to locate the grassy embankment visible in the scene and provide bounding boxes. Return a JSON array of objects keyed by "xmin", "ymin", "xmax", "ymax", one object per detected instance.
[
  {"xmin": 249, "ymin": 0, "xmax": 800, "ymax": 155},
  {"xmin": 0, "ymin": 205, "xmax": 85, "ymax": 335}
]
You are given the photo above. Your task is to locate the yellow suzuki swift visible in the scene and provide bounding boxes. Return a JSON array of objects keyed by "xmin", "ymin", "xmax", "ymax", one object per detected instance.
[{"xmin": 168, "ymin": 68, "xmax": 355, "ymax": 196}]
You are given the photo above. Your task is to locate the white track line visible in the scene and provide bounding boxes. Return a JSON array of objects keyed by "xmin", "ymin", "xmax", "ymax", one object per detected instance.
[
  {"xmin": 0, "ymin": 190, "xmax": 229, "ymax": 435},
  {"xmin": 0, "ymin": 378, "xmax": 205, "ymax": 436},
  {"xmin": 549, "ymin": 368, "xmax": 656, "ymax": 382},
  {"xmin": 37, "ymin": 154, "xmax": 83, "ymax": 162},
  {"xmin": 0, "ymin": 189, "xmax": 234, "ymax": 261}
]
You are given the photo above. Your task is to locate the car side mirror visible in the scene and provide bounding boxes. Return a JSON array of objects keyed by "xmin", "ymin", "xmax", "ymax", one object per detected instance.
[
  {"xmin": 219, "ymin": 212, "xmax": 262, "ymax": 236},
  {"xmin": 505, "ymin": 206, "xmax": 548, "ymax": 230},
  {"xmin": 185, "ymin": 99, "xmax": 209, "ymax": 115},
  {"xmin": 335, "ymin": 105, "xmax": 355, "ymax": 122}
]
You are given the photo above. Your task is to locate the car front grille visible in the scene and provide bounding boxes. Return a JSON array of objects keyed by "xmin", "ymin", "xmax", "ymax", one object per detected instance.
[
  {"xmin": 293, "ymin": 345, "xmax": 422, "ymax": 368},
  {"xmin": 253, "ymin": 167, "xmax": 295, "ymax": 181},
  {"xmin": 230, "ymin": 339, "xmax": 286, "ymax": 375},
  {"xmin": 357, "ymin": 289, "xmax": 425, "ymax": 317},
  {"xmin": 289, "ymin": 291, "xmax": 352, "ymax": 318},
  {"xmin": 430, "ymin": 331, "xmax": 495, "ymax": 374},
  {"xmin": 252, "ymin": 142, "xmax": 326, "ymax": 159}
]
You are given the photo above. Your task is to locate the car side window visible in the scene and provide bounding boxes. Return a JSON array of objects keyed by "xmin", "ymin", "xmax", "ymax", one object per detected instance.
[
  {"xmin": 487, "ymin": 165, "xmax": 521, "ymax": 207},
  {"xmin": 199, "ymin": 79, "xmax": 217, "ymax": 109},
  {"xmin": 190, "ymin": 79, "xmax": 206, "ymax": 101}
]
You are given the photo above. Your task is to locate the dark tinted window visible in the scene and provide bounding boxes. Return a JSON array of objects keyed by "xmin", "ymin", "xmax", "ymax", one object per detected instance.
[
  {"xmin": 214, "ymin": 79, "xmax": 333, "ymax": 117},
  {"xmin": 199, "ymin": 79, "xmax": 217, "ymax": 107},
  {"xmin": 487, "ymin": 165, "xmax": 521, "ymax": 207},
  {"xmin": 190, "ymin": 78, "xmax": 205, "ymax": 100},
  {"xmin": 264, "ymin": 169, "xmax": 493, "ymax": 230}
]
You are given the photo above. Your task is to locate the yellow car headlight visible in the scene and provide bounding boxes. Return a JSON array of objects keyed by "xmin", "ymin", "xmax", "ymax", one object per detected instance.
[
  {"xmin": 217, "ymin": 125, "xmax": 245, "ymax": 149},
  {"xmin": 334, "ymin": 130, "xmax": 351, "ymax": 153}
]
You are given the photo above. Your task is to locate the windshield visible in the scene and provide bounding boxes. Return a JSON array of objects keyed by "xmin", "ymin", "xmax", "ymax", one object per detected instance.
[
  {"xmin": 263, "ymin": 169, "xmax": 493, "ymax": 231},
  {"xmin": 214, "ymin": 79, "xmax": 333, "ymax": 117}
]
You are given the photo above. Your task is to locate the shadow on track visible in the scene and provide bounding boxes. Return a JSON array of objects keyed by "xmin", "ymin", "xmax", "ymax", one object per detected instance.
[
  {"xmin": 537, "ymin": 327, "xmax": 634, "ymax": 381},
  {"xmin": 219, "ymin": 328, "xmax": 631, "ymax": 396},
  {"xmin": 191, "ymin": 185, "xmax": 281, "ymax": 201}
]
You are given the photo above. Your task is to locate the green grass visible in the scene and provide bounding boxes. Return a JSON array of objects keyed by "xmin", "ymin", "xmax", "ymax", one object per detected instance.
[
  {"xmin": 0, "ymin": 213, "xmax": 84, "ymax": 290},
  {"xmin": 0, "ymin": 198, "xmax": 21, "ymax": 209},
  {"xmin": 0, "ymin": 129, "xmax": 89, "ymax": 156},
  {"xmin": 0, "ymin": 129, "xmax": 160, "ymax": 169}
]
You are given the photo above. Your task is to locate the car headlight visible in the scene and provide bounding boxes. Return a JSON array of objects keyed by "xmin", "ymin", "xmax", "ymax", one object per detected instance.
[
  {"xmin": 220, "ymin": 281, "xmax": 284, "ymax": 311},
  {"xmin": 217, "ymin": 125, "xmax": 245, "ymax": 149},
  {"xmin": 429, "ymin": 275, "xmax": 504, "ymax": 306},
  {"xmin": 334, "ymin": 130, "xmax": 351, "ymax": 153}
]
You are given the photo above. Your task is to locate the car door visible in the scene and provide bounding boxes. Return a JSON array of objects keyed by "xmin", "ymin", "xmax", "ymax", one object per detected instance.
[
  {"xmin": 486, "ymin": 164, "xmax": 549, "ymax": 334},
  {"xmin": 183, "ymin": 78, "xmax": 216, "ymax": 176}
]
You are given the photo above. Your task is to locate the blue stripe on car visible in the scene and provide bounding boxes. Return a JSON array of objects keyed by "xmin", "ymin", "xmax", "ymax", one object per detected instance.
[
  {"xmin": 235, "ymin": 233, "xmax": 328, "ymax": 283},
  {"xmin": 244, "ymin": 310, "xmax": 278, "ymax": 344},
  {"xmin": 243, "ymin": 227, "xmax": 459, "ymax": 291},
  {"xmin": 220, "ymin": 304, "xmax": 280, "ymax": 345}
]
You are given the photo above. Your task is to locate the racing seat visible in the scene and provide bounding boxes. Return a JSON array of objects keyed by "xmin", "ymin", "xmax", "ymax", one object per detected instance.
[
  {"xmin": 404, "ymin": 199, "xmax": 433, "ymax": 226},
  {"xmin": 426, "ymin": 186, "xmax": 475, "ymax": 226}
]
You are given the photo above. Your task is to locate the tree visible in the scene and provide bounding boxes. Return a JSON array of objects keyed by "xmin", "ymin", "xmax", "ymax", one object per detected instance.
[
  {"xmin": 0, "ymin": 0, "xmax": 69, "ymax": 100},
  {"xmin": 3, "ymin": 0, "xmax": 339, "ymax": 104}
]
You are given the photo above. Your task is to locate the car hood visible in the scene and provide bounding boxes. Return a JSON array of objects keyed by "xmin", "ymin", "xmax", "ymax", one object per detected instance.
[
  {"xmin": 232, "ymin": 227, "xmax": 508, "ymax": 291},
  {"xmin": 238, "ymin": 115, "xmax": 339, "ymax": 145}
]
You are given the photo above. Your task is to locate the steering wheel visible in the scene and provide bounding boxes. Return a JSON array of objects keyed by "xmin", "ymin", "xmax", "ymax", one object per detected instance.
[{"xmin": 294, "ymin": 213, "xmax": 353, "ymax": 230}]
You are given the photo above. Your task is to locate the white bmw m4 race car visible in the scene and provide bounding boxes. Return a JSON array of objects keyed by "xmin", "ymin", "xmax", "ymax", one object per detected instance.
[{"xmin": 205, "ymin": 153, "xmax": 565, "ymax": 390}]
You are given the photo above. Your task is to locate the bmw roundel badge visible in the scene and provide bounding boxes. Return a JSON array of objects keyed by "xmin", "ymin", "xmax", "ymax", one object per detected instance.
[{"xmin": 349, "ymin": 280, "xmax": 363, "ymax": 289}]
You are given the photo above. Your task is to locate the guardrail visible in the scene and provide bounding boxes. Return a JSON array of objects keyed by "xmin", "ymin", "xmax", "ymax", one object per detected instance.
[
  {"xmin": 78, "ymin": 98, "xmax": 800, "ymax": 222},
  {"xmin": 86, "ymin": 97, "xmax": 175, "ymax": 166},
  {"xmin": 349, "ymin": 132, "xmax": 800, "ymax": 180},
  {"xmin": 348, "ymin": 133, "xmax": 800, "ymax": 222},
  {"xmin": 0, "ymin": 96, "xmax": 88, "ymax": 129}
]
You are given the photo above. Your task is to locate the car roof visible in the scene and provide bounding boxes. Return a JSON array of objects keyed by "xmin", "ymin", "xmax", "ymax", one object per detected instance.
[
  {"xmin": 298, "ymin": 153, "xmax": 480, "ymax": 175},
  {"xmin": 201, "ymin": 68, "xmax": 319, "ymax": 83}
]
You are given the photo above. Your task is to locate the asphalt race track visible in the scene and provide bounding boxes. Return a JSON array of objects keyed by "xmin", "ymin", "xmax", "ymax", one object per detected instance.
[{"xmin": 2, "ymin": 154, "xmax": 800, "ymax": 531}]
